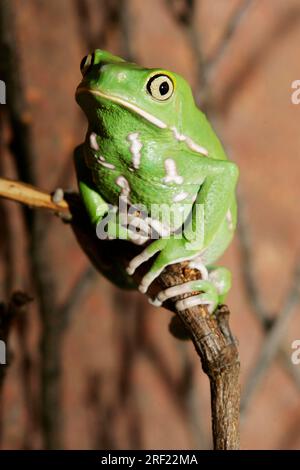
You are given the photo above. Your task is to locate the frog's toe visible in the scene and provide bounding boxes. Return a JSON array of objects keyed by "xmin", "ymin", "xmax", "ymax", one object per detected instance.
[
  {"xmin": 188, "ymin": 258, "xmax": 209, "ymax": 280},
  {"xmin": 176, "ymin": 291, "xmax": 218, "ymax": 314},
  {"xmin": 150, "ymin": 279, "xmax": 219, "ymax": 313},
  {"xmin": 126, "ymin": 239, "xmax": 167, "ymax": 276},
  {"xmin": 51, "ymin": 188, "xmax": 64, "ymax": 204},
  {"xmin": 139, "ymin": 267, "xmax": 167, "ymax": 293}
]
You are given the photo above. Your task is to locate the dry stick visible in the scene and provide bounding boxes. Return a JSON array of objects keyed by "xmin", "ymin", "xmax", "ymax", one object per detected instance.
[
  {"xmin": 0, "ymin": 178, "xmax": 70, "ymax": 216},
  {"xmin": 0, "ymin": 176, "xmax": 240, "ymax": 450}
]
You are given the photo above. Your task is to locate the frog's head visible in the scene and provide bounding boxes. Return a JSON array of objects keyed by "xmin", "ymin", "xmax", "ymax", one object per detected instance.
[{"xmin": 76, "ymin": 49, "xmax": 196, "ymax": 133}]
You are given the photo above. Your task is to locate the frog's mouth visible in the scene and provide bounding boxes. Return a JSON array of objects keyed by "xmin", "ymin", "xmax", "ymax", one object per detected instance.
[
  {"xmin": 76, "ymin": 87, "xmax": 167, "ymax": 129},
  {"xmin": 76, "ymin": 87, "xmax": 209, "ymax": 157}
]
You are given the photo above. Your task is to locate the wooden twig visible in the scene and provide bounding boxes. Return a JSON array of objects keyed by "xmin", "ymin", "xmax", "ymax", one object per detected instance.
[
  {"xmin": 0, "ymin": 177, "xmax": 241, "ymax": 449},
  {"xmin": 0, "ymin": 178, "xmax": 70, "ymax": 216}
]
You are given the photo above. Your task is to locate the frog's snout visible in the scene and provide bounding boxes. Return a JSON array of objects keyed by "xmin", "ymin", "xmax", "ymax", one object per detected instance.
[{"xmin": 80, "ymin": 49, "xmax": 124, "ymax": 77}]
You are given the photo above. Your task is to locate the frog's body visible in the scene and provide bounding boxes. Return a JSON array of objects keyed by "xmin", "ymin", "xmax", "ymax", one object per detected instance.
[{"xmin": 75, "ymin": 50, "xmax": 238, "ymax": 312}]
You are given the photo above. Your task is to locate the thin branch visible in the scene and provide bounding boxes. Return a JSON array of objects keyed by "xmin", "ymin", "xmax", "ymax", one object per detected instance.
[
  {"xmin": 206, "ymin": 0, "xmax": 254, "ymax": 71},
  {"xmin": 237, "ymin": 195, "xmax": 270, "ymax": 324},
  {"xmin": 0, "ymin": 178, "xmax": 70, "ymax": 216},
  {"xmin": 278, "ymin": 348, "xmax": 300, "ymax": 390},
  {"xmin": 119, "ymin": 0, "xmax": 135, "ymax": 61},
  {"xmin": 58, "ymin": 266, "xmax": 97, "ymax": 330},
  {"xmin": 241, "ymin": 263, "xmax": 300, "ymax": 413}
]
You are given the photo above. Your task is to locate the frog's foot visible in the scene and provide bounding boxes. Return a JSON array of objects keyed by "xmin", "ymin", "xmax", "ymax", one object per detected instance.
[
  {"xmin": 152, "ymin": 279, "xmax": 219, "ymax": 313},
  {"xmin": 127, "ymin": 239, "xmax": 210, "ymax": 294},
  {"xmin": 126, "ymin": 238, "xmax": 168, "ymax": 288},
  {"xmin": 151, "ymin": 266, "xmax": 232, "ymax": 314},
  {"xmin": 127, "ymin": 238, "xmax": 198, "ymax": 293},
  {"xmin": 51, "ymin": 188, "xmax": 64, "ymax": 204},
  {"xmin": 51, "ymin": 188, "xmax": 72, "ymax": 222}
]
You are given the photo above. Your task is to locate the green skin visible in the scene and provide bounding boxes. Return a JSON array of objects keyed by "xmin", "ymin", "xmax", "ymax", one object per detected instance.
[{"xmin": 75, "ymin": 49, "xmax": 239, "ymax": 313}]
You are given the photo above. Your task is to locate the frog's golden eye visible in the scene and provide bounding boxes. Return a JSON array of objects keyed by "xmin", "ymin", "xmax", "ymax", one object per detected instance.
[
  {"xmin": 146, "ymin": 74, "xmax": 174, "ymax": 101},
  {"xmin": 80, "ymin": 53, "xmax": 93, "ymax": 76}
]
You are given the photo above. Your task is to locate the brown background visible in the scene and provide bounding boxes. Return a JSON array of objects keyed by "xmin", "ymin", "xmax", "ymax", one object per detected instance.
[{"xmin": 0, "ymin": 0, "xmax": 299, "ymax": 450}]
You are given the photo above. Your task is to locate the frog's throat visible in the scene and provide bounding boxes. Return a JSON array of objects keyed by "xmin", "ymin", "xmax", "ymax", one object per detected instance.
[
  {"xmin": 76, "ymin": 87, "xmax": 167, "ymax": 129},
  {"xmin": 76, "ymin": 87, "xmax": 209, "ymax": 157}
]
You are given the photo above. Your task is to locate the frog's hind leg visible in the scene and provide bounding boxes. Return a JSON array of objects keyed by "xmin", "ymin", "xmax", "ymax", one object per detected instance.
[{"xmin": 151, "ymin": 265, "xmax": 231, "ymax": 314}]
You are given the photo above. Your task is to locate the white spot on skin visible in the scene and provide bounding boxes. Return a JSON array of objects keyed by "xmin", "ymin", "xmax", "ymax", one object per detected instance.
[
  {"xmin": 171, "ymin": 127, "xmax": 186, "ymax": 142},
  {"xmin": 163, "ymin": 159, "xmax": 183, "ymax": 184},
  {"xmin": 96, "ymin": 155, "xmax": 115, "ymax": 170},
  {"xmin": 89, "ymin": 132, "xmax": 99, "ymax": 151},
  {"xmin": 170, "ymin": 126, "xmax": 209, "ymax": 156},
  {"xmin": 127, "ymin": 132, "xmax": 143, "ymax": 169},
  {"xmin": 173, "ymin": 192, "xmax": 188, "ymax": 202},
  {"xmin": 116, "ymin": 175, "xmax": 130, "ymax": 197},
  {"xmin": 186, "ymin": 137, "xmax": 209, "ymax": 156},
  {"xmin": 226, "ymin": 209, "xmax": 233, "ymax": 231},
  {"xmin": 117, "ymin": 72, "xmax": 127, "ymax": 82}
]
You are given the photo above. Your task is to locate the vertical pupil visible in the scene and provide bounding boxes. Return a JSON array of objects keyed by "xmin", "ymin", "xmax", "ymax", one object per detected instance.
[{"xmin": 159, "ymin": 81, "xmax": 169, "ymax": 95}]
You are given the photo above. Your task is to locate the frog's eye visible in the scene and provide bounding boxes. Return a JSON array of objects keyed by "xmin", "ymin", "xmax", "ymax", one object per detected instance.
[
  {"xmin": 80, "ymin": 54, "xmax": 93, "ymax": 76},
  {"xmin": 146, "ymin": 74, "xmax": 174, "ymax": 101}
]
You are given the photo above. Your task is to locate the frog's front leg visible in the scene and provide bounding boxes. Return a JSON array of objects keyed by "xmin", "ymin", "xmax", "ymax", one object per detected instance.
[{"xmin": 74, "ymin": 145, "xmax": 149, "ymax": 244}]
